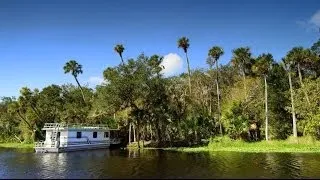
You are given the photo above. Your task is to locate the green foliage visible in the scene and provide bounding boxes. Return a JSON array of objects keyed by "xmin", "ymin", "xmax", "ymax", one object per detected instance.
[
  {"xmin": 231, "ymin": 47, "xmax": 255, "ymax": 76},
  {"xmin": 207, "ymin": 46, "xmax": 224, "ymax": 68},
  {"xmin": 252, "ymin": 53, "xmax": 274, "ymax": 76},
  {"xmin": 173, "ymin": 136, "xmax": 320, "ymax": 153},
  {"xmin": 1, "ymin": 40, "xmax": 320, "ymax": 147}
]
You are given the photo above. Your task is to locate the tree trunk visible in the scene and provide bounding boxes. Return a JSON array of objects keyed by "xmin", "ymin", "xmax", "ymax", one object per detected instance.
[
  {"xmin": 297, "ymin": 63, "xmax": 310, "ymax": 105},
  {"xmin": 17, "ymin": 111, "xmax": 33, "ymax": 131},
  {"xmin": 156, "ymin": 121, "xmax": 162, "ymax": 146},
  {"xmin": 120, "ymin": 54, "xmax": 125, "ymax": 65},
  {"xmin": 194, "ymin": 129, "xmax": 198, "ymax": 143},
  {"xmin": 142, "ymin": 126, "xmax": 145, "ymax": 148},
  {"xmin": 185, "ymin": 53, "xmax": 192, "ymax": 95},
  {"xmin": 137, "ymin": 121, "xmax": 140, "ymax": 149},
  {"xmin": 128, "ymin": 122, "xmax": 132, "ymax": 144},
  {"xmin": 133, "ymin": 124, "xmax": 136, "ymax": 142},
  {"xmin": 216, "ymin": 61, "xmax": 222, "ymax": 135},
  {"xmin": 288, "ymin": 70, "xmax": 297, "ymax": 137},
  {"xmin": 13, "ymin": 133, "xmax": 22, "ymax": 143},
  {"xmin": 73, "ymin": 76, "xmax": 86, "ymax": 103},
  {"xmin": 209, "ymin": 99, "xmax": 212, "ymax": 116},
  {"xmin": 17, "ymin": 111, "xmax": 44, "ymax": 139},
  {"xmin": 149, "ymin": 124, "xmax": 153, "ymax": 141},
  {"xmin": 264, "ymin": 76, "xmax": 269, "ymax": 141},
  {"xmin": 242, "ymin": 67, "xmax": 247, "ymax": 101}
]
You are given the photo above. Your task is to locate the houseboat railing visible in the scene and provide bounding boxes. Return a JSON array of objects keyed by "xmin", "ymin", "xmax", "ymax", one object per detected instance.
[
  {"xmin": 34, "ymin": 141, "xmax": 45, "ymax": 147},
  {"xmin": 43, "ymin": 123, "xmax": 111, "ymax": 129}
]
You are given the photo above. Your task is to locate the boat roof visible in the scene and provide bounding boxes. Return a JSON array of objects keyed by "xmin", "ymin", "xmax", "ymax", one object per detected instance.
[{"xmin": 42, "ymin": 123, "xmax": 119, "ymax": 131}]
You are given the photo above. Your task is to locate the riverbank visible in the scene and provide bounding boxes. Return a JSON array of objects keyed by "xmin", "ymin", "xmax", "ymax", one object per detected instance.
[
  {"xmin": 126, "ymin": 136, "xmax": 320, "ymax": 153},
  {"xmin": 0, "ymin": 143, "xmax": 33, "ymax": 149},
  {"xmin": 165, "ymin": 136, "xmax": 320, "ymax": 153}
]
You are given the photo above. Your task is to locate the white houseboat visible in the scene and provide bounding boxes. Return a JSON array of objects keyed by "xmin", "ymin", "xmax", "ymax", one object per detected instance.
[{"xmin": 34, "ymin": 123, "xmax": 121, "ymax": 153}]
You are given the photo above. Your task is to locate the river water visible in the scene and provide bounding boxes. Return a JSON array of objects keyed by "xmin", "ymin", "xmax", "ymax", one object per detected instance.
[{"xmin": 1, "ymin": 148, "xmax": 320, "ymax": 179}]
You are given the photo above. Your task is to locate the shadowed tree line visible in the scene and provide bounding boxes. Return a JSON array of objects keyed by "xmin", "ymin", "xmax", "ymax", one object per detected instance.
[{"xmin": 1, "ymin": 38, "xmax": 320, "ymax": 147}]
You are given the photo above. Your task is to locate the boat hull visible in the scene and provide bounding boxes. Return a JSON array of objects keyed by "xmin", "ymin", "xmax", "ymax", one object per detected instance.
[{"xmin": 35, "ymin": 143, "xmax": 110, "ymax": 153}]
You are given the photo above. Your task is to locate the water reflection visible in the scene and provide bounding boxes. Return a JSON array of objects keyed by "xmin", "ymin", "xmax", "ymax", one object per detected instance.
[
  {"xmin": 36, "ymin": 153, "xmax": 68, "ymax": 178},
  {"xmin": 1, "ymin": 148, "xmax": 320, "ymax": 179}
]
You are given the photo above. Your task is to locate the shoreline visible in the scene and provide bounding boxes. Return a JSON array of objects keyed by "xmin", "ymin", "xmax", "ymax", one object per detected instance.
[
  {"xmin": 127, "ymin": 139, "xmax": 320, "ymax": 153},
  {"xmin": 2, "ymin": 140, "xmax": 320, "ymax": 153},
  {"xmin": 127, "ymin": 146, "xmax": 320, "ymax": 153},
  {"xmin": 161, "ymin": 146, "xmax": 320, "ymax": 153},
  {"xmin": 0, "ymin": 143, "xmax": 34, "ymax": 149}
]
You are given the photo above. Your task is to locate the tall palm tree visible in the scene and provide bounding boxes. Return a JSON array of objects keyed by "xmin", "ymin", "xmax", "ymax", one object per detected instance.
[
  {"xmin": 178, "ymin": 37, "xmax": 192, "ymax": 94},
  {"xmin": 286, "ymin": 47, "xmax": 310, "ymax": 105},
  {"xmin": 207, "ymin": 46, "xmax": 224, "ymax": 135},
  {"xmin": 252, "ymin": 53, "xmax": 274, "ymax": 141},
  {"xmin": 231, "ymin": 47, "xmax": 252, "ymax": 100},
  {"xmin": 282, "ymin": 58, "xmax": 297, "ymax": 137},
  {"xmin": 114, "ymin": 44, "xmax": 125, "ymax": 65},
  {"xmin": 63, "ymin": 60, "xmax": 86, "ymax": 103},
  {"xmin": 113, "ymin": 44, "xmax": 133, "ymax": 144}
]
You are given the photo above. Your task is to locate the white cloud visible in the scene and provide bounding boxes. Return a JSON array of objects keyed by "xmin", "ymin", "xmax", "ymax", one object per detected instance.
[
  {"xmin": 161, "ymin": 53, "xmax": 183, "ymax": 76},
  {"xmin": 297, "ymin": 10, "xmax": 320, "ymax": 32},
  {"xmin": 310, "ymin": 10, "xmax": 320, "ymax": 27},
  {"xmin": 88, "ymin": 76, "xmax": 105, "ymax": 86}
]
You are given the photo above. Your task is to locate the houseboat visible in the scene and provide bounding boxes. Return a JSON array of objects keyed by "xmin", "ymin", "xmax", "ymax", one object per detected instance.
[{"xmin": 34, "ymin": 123, "xmax": 121, "ymax": 153}]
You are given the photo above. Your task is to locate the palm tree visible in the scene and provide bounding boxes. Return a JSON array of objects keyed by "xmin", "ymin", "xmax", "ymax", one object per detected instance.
[
  {"xmin": 286, "ymin": 47, "xmax": 310, "ymax": 105},
  {"xmin": 282, "ymin": 58, "xmax": 297, "ymax": 137},
  {"xmin": 114, "ymin": 44, "xmax": 125, "ymax": 65},
  {"xmin": 231, "ymin": 47, "xmax": 252, "ymax": 100},
  {"xmin": 207, "ymin": 46, "xmax": 224, "ymax": 135},
  {"xmin": 113, "ymin": 44, "xmax": 133, "ymax": 144},
  {"xmin": 252, "ymin": 53, "xmax": 274, "ymax": 141},
  {"xmin": 63, "ymin": 60, "xmax": 86, "ymax": 103},
  {"xmin": 178, "ymin": 37, "xmax": 192, "ymax": 94}
]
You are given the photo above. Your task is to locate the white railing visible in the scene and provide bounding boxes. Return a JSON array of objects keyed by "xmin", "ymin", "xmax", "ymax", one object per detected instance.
[
  {"xmin": 34, "ymin": 141, "xmax": 45, "ymax": 147},
  {"xmin": 43, "ymin": 123, "xmax": 110, "ymax": 130},
  {"xmin": 43, "ymin": 123, "xmax": 62, "ymax": 129}
]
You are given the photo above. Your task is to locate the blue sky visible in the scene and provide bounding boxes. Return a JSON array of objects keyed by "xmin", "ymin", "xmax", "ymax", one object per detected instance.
[{"xmin": 0, "ymin": 0, "xmax": 319, "ymax": 98}]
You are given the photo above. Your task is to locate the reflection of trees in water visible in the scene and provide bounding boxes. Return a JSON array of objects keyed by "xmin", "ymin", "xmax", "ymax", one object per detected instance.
[
  {"xmin": 205, "ymin": 152, "xmax": 299, "ymax": 178},
  {"xmin": 39, "ymin": 150, "xmax": 112, "ymax": 178},
  {"xmin": 265, "ymin": 153, "xmax": 302, "ymax": 178},
  {"xmin": 37, "ymin": 153, "xmax": 67, "ymax": 178},
  {"xmin": 292, "ymin": 154, "xmax": 320, "ymax": 178},
  {"xmin": 206, "ymin": 152, "xmax": 249, "ymax": 178},
  {"xmin": 128, "ymin": 149, "xmax": 139, "ymax": 158},
  {"xmin": 123, "ymin": 149, "xmax": 161, "ymax": 178},
  {"xmin": 4, "ymin": 150, "xmax": 320, "ymax": 178}
]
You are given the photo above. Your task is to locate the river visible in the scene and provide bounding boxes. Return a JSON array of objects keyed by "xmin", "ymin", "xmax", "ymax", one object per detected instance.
[{"xmin": 1, "ymin": 148, "xmax": 320, "ymax": 179}]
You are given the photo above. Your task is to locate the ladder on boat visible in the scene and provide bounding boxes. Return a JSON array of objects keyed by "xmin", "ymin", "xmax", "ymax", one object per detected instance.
[{"xmin": 50, "ymin": 123, "xmax": 60, "ymax": 148}]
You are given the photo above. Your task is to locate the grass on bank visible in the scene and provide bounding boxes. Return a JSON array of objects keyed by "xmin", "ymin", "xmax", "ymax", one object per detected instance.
[
  {"xmin": 165, "ymin": 136, "xmax": 320, "ymax": 153},
  {"xmin": 0, "ymin": 142, "xmax": 34, "ymax": 149}
]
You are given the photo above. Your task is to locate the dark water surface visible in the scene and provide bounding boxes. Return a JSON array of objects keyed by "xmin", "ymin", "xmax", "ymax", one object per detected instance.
[{"xmin": 1, "ymin": 148, "xmax": 320, "ymax": 179}]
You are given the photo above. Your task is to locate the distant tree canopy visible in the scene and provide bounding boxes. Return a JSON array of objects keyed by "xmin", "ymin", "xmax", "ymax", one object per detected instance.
[{"xmin": 1, "ymin": 39, "xmax": 320, "ymax": 147}]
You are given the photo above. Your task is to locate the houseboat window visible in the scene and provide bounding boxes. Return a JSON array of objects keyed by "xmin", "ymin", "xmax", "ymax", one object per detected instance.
[
  {"xmin": 93, "ymin": 132, "xmax": 97, "ymax": 138},
  {"xmin": 104, "ymin": 132, "xmax": 109, "ymax": 138},
  {"xmin": 77, "ymin": 132, "xmax": 82, "ymax": 138}
]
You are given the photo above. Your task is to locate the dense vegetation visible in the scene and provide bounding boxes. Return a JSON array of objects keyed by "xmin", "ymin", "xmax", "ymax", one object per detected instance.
[{"xmin": 1, "ymin": 38, "xmax": 320, "ymax": 148}]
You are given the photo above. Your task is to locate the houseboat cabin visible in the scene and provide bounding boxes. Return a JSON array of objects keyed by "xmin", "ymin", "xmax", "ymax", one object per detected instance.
[{"xmin": 34, "ymin": 123, "xmax": 120, "ymax": 153}]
